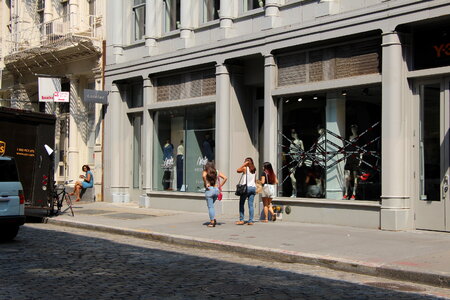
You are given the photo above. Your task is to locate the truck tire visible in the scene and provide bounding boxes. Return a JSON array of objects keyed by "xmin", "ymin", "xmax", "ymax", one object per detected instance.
[{"xmin": 0, "ymin": 226, "xmax": 19, "ymax": 241}]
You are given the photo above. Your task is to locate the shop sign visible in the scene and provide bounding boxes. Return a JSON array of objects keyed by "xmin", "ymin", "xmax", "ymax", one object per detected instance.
[
  {"xmin": 413, "ymin": 25, "xmax": 450, "ymax": 70},
  {"xmin": 83, "ymin": 89, "xmax": 109, "ymax": 104},
  {"xmin": 38, "ymin": 77, "xmax": 61, "ymax": 102},
  {"xmin": 53, "ymin": 91, "xmax": 70, "ymax": 103}
]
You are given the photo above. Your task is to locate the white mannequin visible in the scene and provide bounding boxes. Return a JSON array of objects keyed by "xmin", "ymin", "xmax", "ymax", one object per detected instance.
[
  {"xmin": 289, "ymin": 129, "xmax": 304, "ymax": 197},
  {"xmin": 177, "ymin": 141, "xmax": 184, "ymax": 156},
  {"xmin": 343, "ymin": 125, "xmax": 362, "ymax": 199},
  {"xmin": 315, "ymin": 127, "xmax": 326, "ymax": 168}
]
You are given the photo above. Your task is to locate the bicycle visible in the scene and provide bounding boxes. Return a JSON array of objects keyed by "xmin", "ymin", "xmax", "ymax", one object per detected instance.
[{"xmin": 49, "ymin": 181, "xmax": 74, "ymax": 217}]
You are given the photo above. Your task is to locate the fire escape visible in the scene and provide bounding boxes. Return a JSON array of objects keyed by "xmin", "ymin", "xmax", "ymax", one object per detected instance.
[{"xmin": 4, "ymin": 0, "xmax": 103, "ymax": 78}]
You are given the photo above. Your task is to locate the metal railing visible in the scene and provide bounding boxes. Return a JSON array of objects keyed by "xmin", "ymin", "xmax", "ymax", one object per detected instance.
[{"xmin": 3, "ymin": 14, "xmax": 103, "ymax": 57}]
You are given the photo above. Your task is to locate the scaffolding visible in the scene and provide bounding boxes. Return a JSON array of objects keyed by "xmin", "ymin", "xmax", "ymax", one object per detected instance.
[{"xmin": 4, "ymin": 0, "xmax": 103, "ymax": 76}]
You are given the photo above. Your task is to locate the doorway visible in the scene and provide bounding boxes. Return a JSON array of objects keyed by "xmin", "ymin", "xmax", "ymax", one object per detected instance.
[{"xmin": 415, "ymin": 78, "xmax": 450, "ymax": 231}]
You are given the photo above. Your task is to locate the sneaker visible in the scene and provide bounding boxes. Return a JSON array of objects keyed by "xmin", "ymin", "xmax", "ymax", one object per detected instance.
[
  {"xmin": 350, "ymin": 195, "xmax": 356, "ymax": 200},
  {"xmin": 343, "ymin": 195, "xmax": 348, "ymax": 199}
]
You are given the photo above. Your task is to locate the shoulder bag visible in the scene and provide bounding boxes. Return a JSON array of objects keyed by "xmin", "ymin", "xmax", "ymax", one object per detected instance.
[{"xmin": 235, "ymin": 171, "xmax": 247, "ymax": 196}]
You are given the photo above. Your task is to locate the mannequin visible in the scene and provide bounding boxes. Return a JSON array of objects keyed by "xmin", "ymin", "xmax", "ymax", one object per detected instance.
[
  {"xmin": 202, "ymin": 134, "xmax": 215, "ymax": 162},
  {"xmin": 162, "ymin": 139, "xmax": 174, "ymax": 190},
  {"xmin": 289, "ymin": 129, "xmax": 304, "ymax": 197},
  {"xmin": 343, "ymin": 125, "xmax": 362, "ymax": 199},
  {"xmin": 315, "ymin": 126, "xmax": 326, "ymax": 168},
  {"xmin": 176, "ymin": 140, "xmax": 184, "ymax": 190}
]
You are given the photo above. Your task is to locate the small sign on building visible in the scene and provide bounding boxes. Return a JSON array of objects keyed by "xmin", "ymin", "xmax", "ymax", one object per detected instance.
[
  {"xmin": 83, "ymin": 89, "xmax": 109, "ymax": 104},
  {"xmin": 38, "ymin": 77, "xmax": 61, "ymax": 102},
  {"xmin": 53, "ymin": 91, "xmax": 70, "ymax": 103}
]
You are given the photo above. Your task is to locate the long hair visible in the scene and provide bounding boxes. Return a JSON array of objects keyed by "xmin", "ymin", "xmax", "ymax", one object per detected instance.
[
  {"xmin": 204, "ymin": 161, "xmax": 217, "ymax": 185},
  {"xmin": 263, "ymin": 162, "xmax": 276, "ymax": 184},
  {"xmin": 245, "ymin": 157, "xmax": 256, "ymax": 174},
  {"xmin": 82, "ymin": 165, "xmax": 90, "ymax": 171}
]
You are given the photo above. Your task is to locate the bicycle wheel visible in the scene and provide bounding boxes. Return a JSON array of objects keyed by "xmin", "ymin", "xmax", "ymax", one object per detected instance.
[
  {"xmin": 56, "ymin": 193, "xmax": 63, "ymax": 213},
  {"xmin": 64, "ymin": 194, "xmax": 74, "ymax": 216}
]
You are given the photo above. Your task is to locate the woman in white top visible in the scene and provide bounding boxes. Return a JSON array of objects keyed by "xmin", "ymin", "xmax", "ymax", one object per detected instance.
[{"xmin": 236, "ymin": 157, "xmax": 257, "ymax": 225}]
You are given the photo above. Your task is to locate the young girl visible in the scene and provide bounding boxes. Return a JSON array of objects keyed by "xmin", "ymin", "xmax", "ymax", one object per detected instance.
[
  {"xmin": 202, "ymin": 162, "xmax": 227, "ymax": 227},
  {"xmin": 260, "ymin": 162, "xmax": 278, "ymax": 222},
  {"xmin": 236, "ymin": 157, "xmax": 257, "ymax": 225}
]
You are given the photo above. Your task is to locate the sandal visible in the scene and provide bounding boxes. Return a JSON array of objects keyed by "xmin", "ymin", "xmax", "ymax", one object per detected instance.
[
  {"xmin": 261, "ymin": 219, "xmax": 268, "ymax": 223},
  {"xmin": 207, "ymin": 219, "xmax": 216, "ymax": 227},
  {"xmin": 235, "ymin": 221, "xmax": 245, "ymax": 225},
  {"xmin": 272, "ymin": 214, "xmax": 277, "ymax": 222},
  {"xmin": 75, "ymin": 198, "xmax": 81, "ymax": 202}
]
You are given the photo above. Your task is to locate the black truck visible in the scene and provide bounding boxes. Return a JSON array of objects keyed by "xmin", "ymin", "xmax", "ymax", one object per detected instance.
[{"xmin": 0, "ymin": 107, "xmax": 56, "ymax": 216}]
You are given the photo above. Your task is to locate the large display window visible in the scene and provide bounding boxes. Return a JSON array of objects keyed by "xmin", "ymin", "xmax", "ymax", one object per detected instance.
[
  {"xmin": 153, "ymin": 104, "xmax": 215, "ymax": 192},
  {"xmin": 279, "ymin": 87, "xmax": 381, "ymax": 201}
]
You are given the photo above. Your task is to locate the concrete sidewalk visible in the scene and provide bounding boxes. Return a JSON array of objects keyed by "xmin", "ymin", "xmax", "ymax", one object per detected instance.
[{"xmin": 44, "ymin": 201, "xmax": 450, "ymax": 288}]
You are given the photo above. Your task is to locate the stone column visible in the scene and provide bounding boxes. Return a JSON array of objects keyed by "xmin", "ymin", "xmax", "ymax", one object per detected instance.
[
  {"xmin": 263, "ymin": 0, "xmax": 281, "ymax": 29},
  {"xmin": 215, "ymin": 64, "xmax": 231, "ymax": 194},
  {"xmin": 44, "ymin": 0, "xmax": 53, "ymax": 22},
  {"xmin": 380, "ymin": 31, "xmax": 411, "ymax": 230},
  {"xmin": 179, "ymin": 0, "xmax": 195, "ymax": 48},
  {"xmin": 326, "ymin": 92, "xmax": 346, "ymax": 200},
  {"xmin": 264, "ymin": 54, "xmax": 277, "ymax": 169},
  {"xmin": 109, "ymin": 0, "xmax": 123, "ymax": 58},
  {"xmin": 93, "ymin": 74, "xmax": 103, "ymax": 200},
  {"xmin": 219, "ymin": 0, "xmax": 236, "ymax": 38},
  {"xmin": 68, "ymin": 75, "xmax": 80, "ymax": 182},
  {"xmin": 10, "ymin": 83, "xmax": 32, "ymax": 110},
  {"xmin": 145, "ymin": 0, "xmax": 161, "ymax": 56},
  {"xmin": 142, "ymin": 78, "xmax": 154, "ymax": 195},
  {"xmin": 109, "ymin": 83, "xmax": 122, "ymax": 202},
  {"xmin": 69, "ymin": 0, "xmax": 79, "ymax": 31}
]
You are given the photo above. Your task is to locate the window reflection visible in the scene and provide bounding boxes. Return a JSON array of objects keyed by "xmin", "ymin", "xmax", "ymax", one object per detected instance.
[
  {"xmin": 279, "ymin": 87, "xmax": 381, "ymax": 200},
  {"xmin": 154, "ymin": 104, "xmax": 215, "ymax": 192}
]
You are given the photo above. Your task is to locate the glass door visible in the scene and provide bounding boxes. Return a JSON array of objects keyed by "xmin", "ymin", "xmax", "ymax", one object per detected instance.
[{"xmin": 415, "ymin": 79, "xmax": 450, "ymax": 231}]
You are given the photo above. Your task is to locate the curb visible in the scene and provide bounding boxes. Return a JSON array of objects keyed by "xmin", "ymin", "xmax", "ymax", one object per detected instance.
[{"xmin": 46, "ymin": 218, "xmax": 450, "ymax": 288}]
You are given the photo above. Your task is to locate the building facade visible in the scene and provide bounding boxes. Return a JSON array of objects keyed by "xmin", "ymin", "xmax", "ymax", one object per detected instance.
[
  {"xmin": 104, "ymin": 0, "xmax": 450, "ymax": 231},
  {"xmin": 0, "ymin": 0, "xmax": 105, "ymax": 199}
]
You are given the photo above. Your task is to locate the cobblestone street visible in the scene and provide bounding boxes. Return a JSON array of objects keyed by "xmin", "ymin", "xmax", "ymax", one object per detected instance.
[{"xmin": 1, "ymin": 224, "xmax": 449, "ymax": 300}]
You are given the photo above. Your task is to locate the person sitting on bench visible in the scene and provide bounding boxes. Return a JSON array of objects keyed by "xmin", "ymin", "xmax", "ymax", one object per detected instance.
[{"xmin": 70, "ymin": 165, "xmax": 93, "ymax": 202}]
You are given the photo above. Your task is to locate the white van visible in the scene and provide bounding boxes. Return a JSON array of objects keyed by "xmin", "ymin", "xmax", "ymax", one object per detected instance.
[{"xmin": 0, "ymin": 156, "xmax": 25, "ymax": 240}]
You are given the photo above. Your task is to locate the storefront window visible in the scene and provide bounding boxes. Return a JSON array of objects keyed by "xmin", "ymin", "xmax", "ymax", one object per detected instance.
[
  {"xmin": 279, "ymin": 87, "xmax": 381, "ymax": 201},
  {"xmin": 153, "ymin": 104, "xmax": 215, "ymax": 192}
]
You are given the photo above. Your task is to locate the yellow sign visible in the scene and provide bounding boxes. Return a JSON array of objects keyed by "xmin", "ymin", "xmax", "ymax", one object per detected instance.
[
  {"xmin": 16, "ymin": 147, "xmax": 35, "ymax": 157},
  {"xmin": 0, "ymin": 141, "xmax": 5, "ymax": 156}
]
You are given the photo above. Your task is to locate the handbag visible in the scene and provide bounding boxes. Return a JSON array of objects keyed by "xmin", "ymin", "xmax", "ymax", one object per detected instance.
[
  {"xmin": 235, "ymin": 172, "xmax": 247, "ymax": 196},
  {"xmin": 217, "ymin": 171, "xmax": 223, "ymax": 201},
  {"xmin": 255, "ymin": 180, "xmax": 263, "ymax": 194},
  {"xmin": 262, "ymin": 173, "xmax": 275, "ymax": 197}
]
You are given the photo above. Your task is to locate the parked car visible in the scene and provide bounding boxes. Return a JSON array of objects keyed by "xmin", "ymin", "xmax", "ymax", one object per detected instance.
[{"xmin": 0, "ymin": 156, "xmax": 26, "ymax": 241}]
